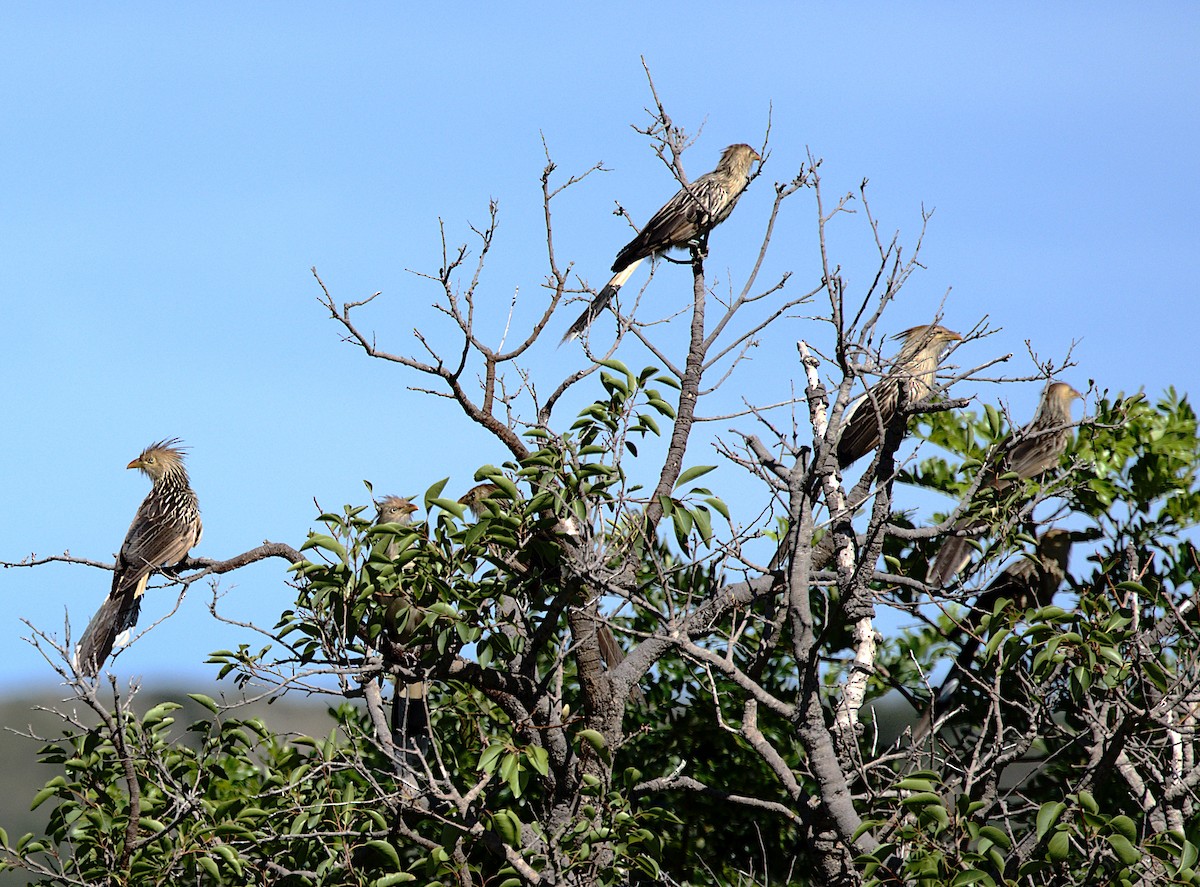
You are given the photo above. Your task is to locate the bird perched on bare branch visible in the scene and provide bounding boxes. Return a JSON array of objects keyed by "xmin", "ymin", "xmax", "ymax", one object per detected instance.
[
  {"xmin": 76, "ymin": 440, "xmax": 202, "ymax": 678},
  {"xmin": 373, "ymin": 496, "xmax": 428, "ymax": 774},
  {"xmin": 927, "ymin": 381, "xmax": 1082, "ymax": 585},
  {"xmin": 914, "ymin": 528, "xmax": 1071, "ymax": 742},
  {"xmin": 833, "ymin": 325, "xmax": 963, "ymax": 470},
  {"xmin": 561, "ymin": 143, "xmax": 761, "ymax": 344}
]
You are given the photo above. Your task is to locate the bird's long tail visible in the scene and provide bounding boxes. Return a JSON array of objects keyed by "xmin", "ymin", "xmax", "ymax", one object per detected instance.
[
  {"xmin": 559, "ymin": 260, "xmax": 643, "ymax": 345},
  {"xmin": 391, "ymin": 679, "xmax": 429, "ymax": 789},
  {"xmin": 75, "ymin": 574, "xmax": 148, "ymax": 678},
  {"xmin": 597, "ymin": 624, "xmax": 645, "ymax": 704},
  {"xmin": 927, "ymin": 533, "xmax": 976, "ymax": 586}
]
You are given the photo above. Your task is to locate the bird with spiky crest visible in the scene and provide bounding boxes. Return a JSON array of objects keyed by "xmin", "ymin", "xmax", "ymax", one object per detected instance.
[
  {"xmin": 76, "ymin": 439, "xmax": 202, "ymax": 677},
  {"xmin": 562, "ymin": 142, "xmax": 761, "ymax": 343},
  {"xmin": 833, "ymin": 324, "xmax": 964, "ymax": 470}
]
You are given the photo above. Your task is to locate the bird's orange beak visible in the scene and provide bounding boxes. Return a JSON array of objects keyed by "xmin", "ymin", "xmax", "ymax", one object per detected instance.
[
  {"xmin": 126, "ymin": 458, "xmax": 143, "ymax": 470},
  {"xmin": 402, "ymin": 501, "xmax": 418, "ymax": 514}
]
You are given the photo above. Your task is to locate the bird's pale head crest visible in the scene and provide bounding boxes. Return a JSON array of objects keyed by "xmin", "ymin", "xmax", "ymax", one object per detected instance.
[
  {"xmin": 1046, "ymin": 381, "xmax": 1083, "ymax": 403},
  {"xmin": 458, "ymin": 483, "xmax": 502, "ymax": 516},
  {"xmin": 891, "ymin": 325, "xmax": 962, "ymax": 364},
  {"xmin": 376, "ymin": 495, "xmax": 418, "ymax": 524},
  {"xmin": 720, "ymin": 143, "xmax": 761, "ymax": 170},
  {"xmin": 894, "ymin": 324, "xmax": 962, "ymax": 344},
  {"xmin": 128, "ymin": 438, "xmax": 189, "ymax": 480}
]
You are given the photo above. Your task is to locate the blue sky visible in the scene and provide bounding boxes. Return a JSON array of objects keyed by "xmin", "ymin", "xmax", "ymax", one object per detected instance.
[{"xmin": 1, "ymin": 5, "xmax": 1197, "ymax": 691}]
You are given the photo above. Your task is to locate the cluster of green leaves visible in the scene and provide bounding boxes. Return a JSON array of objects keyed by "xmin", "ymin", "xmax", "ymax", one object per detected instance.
[
  {"xmin": 861, "ymin": 777, "xmax": 1164, "ymax": 887},
  {"xmin": 867, "ymin": 390, "xmax": 1200, "ymax": 885},
  {"xmin": 206, "ymin": 480, "xmax": 489, "ymax": 689},
  {"xmin": 560, "ymin": 358, "xmax": 728, "ymax": 554},
  {"xmin": 0, "ymin": 697, "xmax": 420, "ymax": 885},
  {"xmin": 1070, "ymin": 389, "xmax": 1200, "ymax": 532},
  {"xmin": 14, "ymin": 319, "xmax": 1200, "ymax": 887},
  {"xmin": 860, "ymin": 584, "xmax": 1200, "ymax": 885}
]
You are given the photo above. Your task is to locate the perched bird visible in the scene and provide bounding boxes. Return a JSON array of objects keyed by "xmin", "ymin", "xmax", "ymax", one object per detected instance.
[
  {"xmin": 834, "ymin": 325, "xmax": 963, "ymax": 470},
  {"xmin": 377, "ymin": 495, "xmax": 419, "ymax": 560},
  {"xmin": 457, "ymin": 482, "xmax": 504, "ymax": 521},
  {"xmin": 373, "ymin": 496, "xmax": 428, "ymax": 774},
  {"xmin": 561, "ymin": 143, "xmax": 761, "ymax": 343},
  {"xmin": 914, "ymin": 529, "xmax": 1071, "ymax": 742},
  {"xmin": 927, "ymin": 381, "xmax": 1082, "ymax": 585},
  {"xmin": 76, "ymin": 440, "xmax": 202, "ymax": 678}
]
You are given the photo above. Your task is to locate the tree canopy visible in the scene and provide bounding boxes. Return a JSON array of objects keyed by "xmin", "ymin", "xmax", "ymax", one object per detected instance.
[{"xmin": 4, "ymin": 100, "xmax": 1200, "ymax": 887}]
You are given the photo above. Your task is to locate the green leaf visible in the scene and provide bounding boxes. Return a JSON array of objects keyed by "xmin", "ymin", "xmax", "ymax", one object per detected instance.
[
  {"xmin": 1107, "ymin": 833, "xmax": 1142, "ymax": 866},
  {"xmin": 491, "ymin": 809, "xmax": 521, "ymax": 846},
  {"xmin": 900, "ymin": 792, "xmax": 944, "ymax": 807},
  {"xmin": 636, "ymin": 413, "xmax": 660, "ymax": 436},
  {"xmin": 597, "ymin": 358, "xmax": 631, "ymax": 378},
  {"xmin": 1115, "ymin": 581, "xmax": 1150, "ymax": 596},
  {"xmin": 372, "ymin": 874, "xmax": 417, "ymax": 886},
  {"xmin": 300, "ymin": 533, "xmax": 347, "ymax": 559},
  {"xmin": 422, "ymin": 476, "xmax": 448, "ymax": 501},
  {"xmin": 197, "ymin": 856, "xmax": 220, "ymax": 880},
  {"xmin": 188, "ymin": 693, "xmax": 220, "ymax": 714},
  {"xmin": 578, "ymin": 729, "xmax": 607, "ymax": 753},
  {"xmin": 978, "ymin": 825, "xmax": 1011, "ymax": 849},
  {"xmin": 704, "ymin": 496, "xmax": 730, "ymax": 520},
  {"xmin": 526, "ymin": 744, "xmax": 549, "ymax": 777},
  {"xmin": 213, "ymin": 843, "xmax": 241, "ymax": 870},
  {"xmin": 143, "ymin": 702, "xmax": 183, "ymax": 724},
  {"xmin": 654, "ymin": 373, "xmax": 682, "ymax": 390},
  {"xmin": 500, "ymin": 750, "xmax": 525, "ymax": 797},
  {"xmin": 671, "ymin": 508, "xmax": 693, "ymax": 548},
  {"xmin": 366, "ymin": 839, "xmax": 401, "ymax": 868},
  {"xmin": 674, "ymin": 465, "xmax": 716, "ymax": 489},
  {"xmin": 429, "ymin": 497, "xmax": 466, "ymax": 519},
  {"xmin": 950, "ymin": 871, "xmax": 993, "ymax": 887},
  {"xmin": 1181, "ymin": 839, "xmax": 1199, "ymax": 871},
  {"xmin": 1047, "ymin": 829, "xmax": 1070, "ymax": 861},
  {"xmin": 30, "ymin": 786, "xmax": 57, "ymax": 811},
  {"xmin": 1037, "ymin": 801, "xmax": 1066, "ymax": 840},
  {"xmin": 478, "ymin": 743, "xmax": 505, "ymax": 773},
  {"xmin": 895, "ymin": 777, "xmax": 937, "ymax": 792}
]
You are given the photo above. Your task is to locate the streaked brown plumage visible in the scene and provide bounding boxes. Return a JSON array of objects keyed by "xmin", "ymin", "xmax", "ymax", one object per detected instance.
[
  {"xmin": 562, "ymin": 143, "xmax": 761, "ymax": 343},
  {"xmin": 76, "ymin": 440, "xmax": 202, "ymax": 678},
  {"xmin": 374, "ymin": 496, "xmax": 428, "ymax": 776},
  {"xmin": 835, "ymin": 325, "xmax": 963, "ymax": 469},
  {"xmin": 457, "ymin": 482, "xmax": 502, "ymax": 518},
  {"xmin": 376, "ymin": 494, "xmax": 420, "ymax": 636},
  {"xmin": 927, "ymin": 381, "xmax": 1082, "ymax": 585},
  {"xmin": 914, "ymin": 529, "xmax": 1071, "ymax": 742}
]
